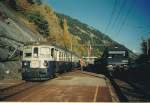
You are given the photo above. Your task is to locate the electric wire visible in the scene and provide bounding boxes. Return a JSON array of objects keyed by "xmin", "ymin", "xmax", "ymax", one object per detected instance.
[
  {"xmin": 105, "ymin": 0, "xmax": 118, "ymax": 33},
  {"xmin": 110, "ymin": 0, "xmax": 127, "ymax": 31},
  {"xmin": 116, "ymin": 0, "xmax": 137, "ymax": 36}
]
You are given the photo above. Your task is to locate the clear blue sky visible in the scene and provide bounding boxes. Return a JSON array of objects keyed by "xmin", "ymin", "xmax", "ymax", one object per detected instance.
[{"xmin": 46, "ymin": 0, "xmax": 150, "ymax": 54}]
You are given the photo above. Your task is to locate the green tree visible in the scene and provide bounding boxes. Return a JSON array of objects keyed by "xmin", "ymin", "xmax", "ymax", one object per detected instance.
[
  {"xmin": 141, "ymin": 39, "xmax": 150, "ymax": 56},
  {"xmin": 7, "ymin": 0, "xmax": 18, "ymax": 10},
  {"xmin": 25, "ymin": 11, "xmax": 49, "ymax": 36},
  {"xmin": 27, "ymin": 0, "xmax": 34, "ymax": 4},
  {"xmin": 136, "ymin": 38, "xmax": 150, "ymax": 63}
]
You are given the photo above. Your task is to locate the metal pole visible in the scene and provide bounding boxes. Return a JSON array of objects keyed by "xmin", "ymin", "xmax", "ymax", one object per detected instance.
[
  {"xmin": 70, "ymin": 37, "xmax": 73, "ymax": 68},
  {"xmin": 88, "ymin": 41, "xmax": 90, "ymax": 63},
  {"xmin": 71, "ymin": 41, "xmax": 72, "ymax": 62},
  {"xmin": 147, "ymin": 39, "xmax": 149, "ymax": 55}
]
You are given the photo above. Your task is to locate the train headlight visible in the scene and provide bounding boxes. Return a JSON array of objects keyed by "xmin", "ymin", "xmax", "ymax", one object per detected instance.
[
  {"xmin": 43, "ymin": 61, "xmax": 48, "ymax": 67},
  {"xmin": 107, "ymin": 65, "xmax": 113, "ymax": 69},
  {"xmin": 107, "ymin": 64, "xmax": 113, "ymax": 68},
  {"xmin": 123, "ymin": 65, "xmax": 128, "ymax": 70},
  {"xmin": 24, "ymin": 62, "xmax": 27, "ymax": 66},
  {"xmin": 107, "ymin": 65, "xmax": 114, "ymax": 71}
]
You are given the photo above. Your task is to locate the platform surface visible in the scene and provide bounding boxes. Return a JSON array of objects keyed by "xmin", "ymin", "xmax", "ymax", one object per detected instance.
[
  {"xmin": 0, "ymin": 80, "xmax": 25, "ymax": 90},
  {"xmin": 3, "ymin": 71, "xmax": 115, "ymax": 102}
]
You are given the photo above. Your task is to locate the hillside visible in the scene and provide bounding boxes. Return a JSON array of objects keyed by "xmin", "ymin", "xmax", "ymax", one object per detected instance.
[
  {"xmin": 56, "ymin": 13, "xmax": 133, "ymax": 56},
  {"xmin": 2, "ymin": 0, "xmax": 133, "ymax": 56}
]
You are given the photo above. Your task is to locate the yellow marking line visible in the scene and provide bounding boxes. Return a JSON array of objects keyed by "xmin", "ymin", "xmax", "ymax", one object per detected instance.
[{"xmin": 93, "ymin": 84, "xmax": 99, "ymax": 102}]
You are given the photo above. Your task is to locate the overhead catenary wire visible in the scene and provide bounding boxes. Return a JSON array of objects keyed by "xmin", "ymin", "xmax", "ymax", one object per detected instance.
[
  {"xmin": 105, "ymin": 0, "xmax": 118, "ymax": 33},
  {"xmin": 110, "ymin": 0, "xmax": 127, "ymax": 31},
  {"xmin": 115, "ymin": 0, "xmax": 137, "ymax": 36}
]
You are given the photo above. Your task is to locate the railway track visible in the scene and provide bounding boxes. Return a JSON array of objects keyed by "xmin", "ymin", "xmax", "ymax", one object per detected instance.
[
  {"xmin": 0, "ymin": 81, "xmax": 40, "ymax": 100},
  {"xmin": 110, "ymin": 76, "xmax": 150, "ymax": 102},
  {"xmin": 108, "ymin": 76, "xmax": 128, "ymax": 102}
]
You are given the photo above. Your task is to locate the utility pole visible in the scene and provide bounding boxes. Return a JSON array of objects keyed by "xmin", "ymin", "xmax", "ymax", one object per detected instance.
[
  {"xmin": 87, "ymin": 41, "xmax": 93, "ymax": 64},
  {"xmin": 147, "ymin": 39, "xmax": 149, "ymax": 55},
  {"xmin": 71, "ymin": 40, "xmax": 72, "ymax": 63},
  {"xmin": 70, "ymin": 35, "xmax": 73, "ymax": 68},
  {"xmin": 87, "ymin": 41, "xmax": 90, "ymax": 63}
]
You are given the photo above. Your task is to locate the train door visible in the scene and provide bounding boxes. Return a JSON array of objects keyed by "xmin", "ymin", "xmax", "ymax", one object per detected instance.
[
  {"xmin": 47, "ymin": 47, "xmax": 55, "ymax": 77},
  {"xmin": 54, "ymin": 48, "xmax": 59, "ymax": 73},
  {"xmin": 39, "ymin": 47, "xmax": 51, "ymax": 69},
  {"xmin": 30, "ymin": 47, "xmax": 40, "ymax": 69}
]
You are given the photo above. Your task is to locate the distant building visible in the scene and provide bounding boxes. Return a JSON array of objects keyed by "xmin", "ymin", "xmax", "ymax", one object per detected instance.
[{"xmin": 83, "ymin": 56, "xmax": 98, "ymax": 65}]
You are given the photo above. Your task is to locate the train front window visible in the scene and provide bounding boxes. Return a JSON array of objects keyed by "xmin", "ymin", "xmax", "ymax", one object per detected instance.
[
  {"xmin": 40, "ymin": 47, "xmax": 50, "ymax": 58},
  {"xmin": 108, "ymin": 51, "xmax": 126, "ymax": 59},
  {"xmin": 108, "ymin": 54, "xmax": 124, "ymax": 58},
  {"xmin": 33, "ymin": 47, "xmax": 38, "ymax": 58}
]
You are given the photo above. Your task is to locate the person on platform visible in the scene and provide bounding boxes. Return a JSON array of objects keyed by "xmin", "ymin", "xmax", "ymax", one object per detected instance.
[{"xmin": 80, "ymin": 58, "xmax": 84, "ymax": 71}]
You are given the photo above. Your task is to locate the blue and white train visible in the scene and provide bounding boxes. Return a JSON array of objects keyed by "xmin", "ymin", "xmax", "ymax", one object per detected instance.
[{"xmin": 21, "ymin": 43, "xmax": 80, "ymax": 81}]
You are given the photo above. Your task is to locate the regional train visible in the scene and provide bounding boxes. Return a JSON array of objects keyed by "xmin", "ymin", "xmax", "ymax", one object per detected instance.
[
  {"xmin": 97, "ymin": 46, "xmax": 130, "ymax": 76},
  {"xmin": 21, "ymin": 43, "xmax": 80, "ymax": 81}
]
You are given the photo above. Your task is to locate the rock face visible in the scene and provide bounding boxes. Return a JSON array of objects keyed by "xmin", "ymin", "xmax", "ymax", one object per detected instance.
[
  {"xmin": 0, "ymin": 2, "xmax": 43, "ymax": 80},
  {"xmin": 0, "ymin": 61, "xmax": 22, "ymax": 80}
]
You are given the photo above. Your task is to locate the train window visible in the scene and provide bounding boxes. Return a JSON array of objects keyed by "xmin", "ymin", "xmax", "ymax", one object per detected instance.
[
  {"xmin": 51, "ymin": 48, "xmax": 54, "ymax": 58},
  {"xmin": 61, "ymin": 53, "xmax": 63, "ymax": 61},
  {"xmin": 25, "ymin": 53, "xmax": 32, "ymax": 57},
  {"xmin": 59, "ymin": 52, "xmax": 61, "ymax": 60},
  {"xmin": 65, "ymin": 54, "xmax": 66, "ymax": 61},
  {"xmin": 61, "ymin": 53, "xmax": 62, "ymax": 60},
  {"xmin": 55, "ymin": 49, "xmax": 58, "ymax": 60},
  {"xmin": 61, "ymin": 52, "xmax": 63, "ymax": 61},
  {"xmin": 33, "ymin": 47, "xmax": 38, "ymax": 58},
  {"xmin": 62, "ymin": 53, "xmax": 64, "ymax": 60},
  {"xmin": 125, "ymin": 51, "xmax": 128, "ymax": 57}
]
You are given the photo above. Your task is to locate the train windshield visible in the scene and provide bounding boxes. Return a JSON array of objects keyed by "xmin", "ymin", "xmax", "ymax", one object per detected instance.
[
  {"xmin": 108, "ymin": 51, "xmax": 127, "ymax": 59},
  {"xmin": 40, "ymin": 47, "xmax": 50, "ymax": 58}
]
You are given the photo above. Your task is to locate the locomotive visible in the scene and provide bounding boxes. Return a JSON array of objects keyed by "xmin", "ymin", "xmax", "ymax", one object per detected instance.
[
  {"xmin": 98, "ymin": 46, "xmax": 129, "ymax": 75},
  {"xmin": 21, "ymin": 43, "xmax": 80, "ymax": 81}
]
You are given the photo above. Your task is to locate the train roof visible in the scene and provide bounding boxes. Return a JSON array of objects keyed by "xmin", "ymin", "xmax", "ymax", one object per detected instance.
[
  {"xmin": 24, "ymin": 42, "xmax": 80, "ymax": 57},
  {"xmin": 24, "ymin": 42, "xmax": 54, "ymax": 46}
]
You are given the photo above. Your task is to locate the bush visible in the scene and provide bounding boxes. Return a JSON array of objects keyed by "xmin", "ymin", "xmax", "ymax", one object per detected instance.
[
  {"xmin": 7, "ymin": 0, "xmax": 19, "ymax": 10},
  {"xmin": 24, "ymin": 11, "xmax": 49, "ymax": 36}
]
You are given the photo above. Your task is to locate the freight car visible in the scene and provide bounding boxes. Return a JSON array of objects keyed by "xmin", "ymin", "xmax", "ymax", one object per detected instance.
[{"xmin": 21, "ymin": 43, "xmax": 80, "ymax": 81}]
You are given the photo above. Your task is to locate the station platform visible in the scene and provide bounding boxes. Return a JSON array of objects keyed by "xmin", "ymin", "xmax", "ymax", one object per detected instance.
[{"xmin": 3, "ymin": 71, "xmax": 119, "ymax": 102}]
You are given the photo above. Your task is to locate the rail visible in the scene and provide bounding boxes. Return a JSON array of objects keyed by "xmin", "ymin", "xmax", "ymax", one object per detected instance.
[{"xmin": 0, "ymin": 82, "xmax": 40, "ymax": 100}]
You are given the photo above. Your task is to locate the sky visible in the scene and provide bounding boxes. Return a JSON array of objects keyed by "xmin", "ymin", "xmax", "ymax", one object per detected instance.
[{"xmin": 46, "ymin": 0, "xmax": 150, "ymax": 54}]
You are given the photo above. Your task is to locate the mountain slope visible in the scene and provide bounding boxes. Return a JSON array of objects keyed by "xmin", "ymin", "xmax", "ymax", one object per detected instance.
[{"xmin": 56, "ymin": 13, "xmax": 128, "ymax": 56}]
